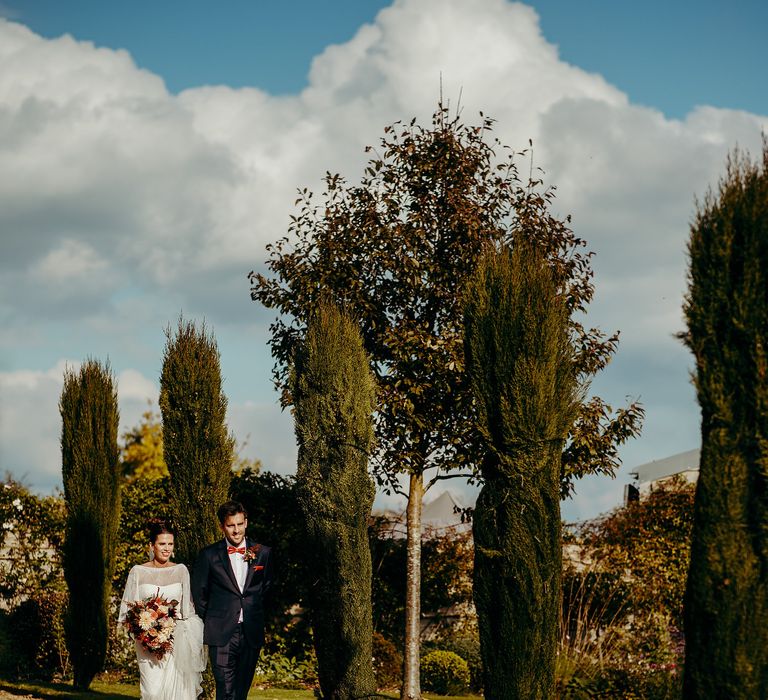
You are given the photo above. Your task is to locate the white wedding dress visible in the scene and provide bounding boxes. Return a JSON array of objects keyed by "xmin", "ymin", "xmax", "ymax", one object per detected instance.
[{"xmin": 119, "ymin": 563, "xmax": 206, "ymax": 700}]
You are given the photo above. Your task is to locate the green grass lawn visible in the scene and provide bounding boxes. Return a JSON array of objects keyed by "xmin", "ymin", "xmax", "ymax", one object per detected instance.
[
  {"xmin": 0, "ymin": 678, "xmax": 481, "ymax": 700},
  {"xmin": 0, "ymin": 677, "xmax": 139, "ymax": 699}
]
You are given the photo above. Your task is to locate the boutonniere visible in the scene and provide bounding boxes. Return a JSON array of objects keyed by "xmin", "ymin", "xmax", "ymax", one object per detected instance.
[{"xmin": 242, "ymin": 544, "xmax": 261, "ymax": 565}]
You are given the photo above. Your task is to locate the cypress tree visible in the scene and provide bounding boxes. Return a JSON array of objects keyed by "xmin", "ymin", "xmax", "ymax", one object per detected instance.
[
  {"xmin": 464, "ymin": 246, "xmax": 579, "ymax": 699},
  {"xmin": 682, "ymin": 143, "xmax": 768, "ymax": 698},
  {"xmin": 59, "ymin": 359, "xmax": 121, "ymax": 690},
  {"xmin": 159, "ymin": 318, "xmax": 235, "ymax": 566},
  {"xmin": 292, "ymin": 301, "xmax": 377, "ymax": 700}
]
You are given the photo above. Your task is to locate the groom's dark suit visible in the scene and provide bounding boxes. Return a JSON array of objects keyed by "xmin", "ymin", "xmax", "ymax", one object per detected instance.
[{"xmin": 192, "ymin": 538, "xmax": 273, "ymax": 700}]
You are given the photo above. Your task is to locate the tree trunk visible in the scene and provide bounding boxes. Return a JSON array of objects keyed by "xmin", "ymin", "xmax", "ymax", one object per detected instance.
[
  {"xmin": 683, "ymin": 438, "xmax": 768, "ymax": 698},
  {"xmin": 473, "ymin": 450, "xmax": 563, "ymax": 699},
  {"xmin": 401, "ymin": 471, "xmax": 424, "ymax": 700}
]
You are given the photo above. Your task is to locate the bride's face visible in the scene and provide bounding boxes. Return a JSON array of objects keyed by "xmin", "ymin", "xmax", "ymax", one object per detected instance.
[{"xmin": 152, "ymin": 533, "xmax": 174, "ymax": 564}]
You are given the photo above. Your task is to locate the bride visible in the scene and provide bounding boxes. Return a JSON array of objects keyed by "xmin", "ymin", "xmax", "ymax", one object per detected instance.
[{"xmin": 119, "ymin": 519, "xmax": 206, "ymax": 700}]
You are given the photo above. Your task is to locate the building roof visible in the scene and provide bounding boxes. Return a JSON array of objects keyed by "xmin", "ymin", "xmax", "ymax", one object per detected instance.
[
  {"xmin": 422, "ymin": 490, "xmax": 466, "ymax": 529},
  {"xmin": 629, "ymin": 448, "xmax": 700, "ymax": 484},
  {"xmin": 372, "ymin": 489, "xmax": 470, "ymax": 538}
]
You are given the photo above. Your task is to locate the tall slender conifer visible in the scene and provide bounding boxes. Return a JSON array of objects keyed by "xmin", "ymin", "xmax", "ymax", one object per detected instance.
[
  {"xmin": 682, "ymin": 143, "xmax": 768, "ymax": 698},
  {"xmin": 464, "ymin": 246, "xmax": 579, "ymax": 699},
  {"xmin": 60, "ymin": 359, "xmax": 121, "ymax": 690},
  {"xmin": 159, "ymin": 318, "xmax": 234, "ymax": 566},
  {"xmin": 292, "ymin": 301, "xmax": 377, "ymax": 700}
]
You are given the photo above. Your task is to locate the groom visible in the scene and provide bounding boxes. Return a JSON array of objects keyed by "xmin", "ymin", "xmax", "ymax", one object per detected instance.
[{"xmin": 192, "ymin": 500, "xmax": 273, "ymax": 700}]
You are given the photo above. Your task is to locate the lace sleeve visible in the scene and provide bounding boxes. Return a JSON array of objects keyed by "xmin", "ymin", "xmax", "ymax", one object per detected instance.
[
  {"xmin": 118, "ymin": 566, "xmax": 140, "ymax": 622},
  {"xmin": 175, "ymin": 563, "xmax": 206, "ymax": 678},
  {"xmin": 180, "ymin": 564, "xmax": 196, "ymax": 620}
]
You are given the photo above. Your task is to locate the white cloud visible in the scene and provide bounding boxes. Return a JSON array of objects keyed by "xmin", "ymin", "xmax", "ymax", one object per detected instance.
[
  {"xmin": 31, "ymin": 238, "xmax": 108, "ymax": 282},
  {"xmin": 0, "ymin": 361, "xmax": 159, "ymax": 492},
  {"xmin": 0, "ymin": 361, "xmax": 70, "ymax": 489},
  {"xmin": 25, "ymin": 239, "xmax": 117, "ymax": 315},
  {"xmin": 117, "ymin": 368, "xmax": 157, "ymax": 402},
  {"xmin": 1, "ymin": 1, "xmax": 767, "ymax": 517}
]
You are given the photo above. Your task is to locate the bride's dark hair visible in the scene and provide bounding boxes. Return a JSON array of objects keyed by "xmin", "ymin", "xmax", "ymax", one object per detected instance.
[{"xmin": 147, "ymin": 518, "xmax": 176, "ymax": 543}]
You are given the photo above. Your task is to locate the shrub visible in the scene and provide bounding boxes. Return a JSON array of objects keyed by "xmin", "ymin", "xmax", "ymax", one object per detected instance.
[
  {"xmin": 579, "ymin": 478, "xmax": 694, "ymax": 629},
  {"xmin": 0, "ymin": 478, "xmax": 68, "ymax": 681},
  {"xmin": 556, "ymin": 563, "xmax": 683, "ymax": 698},
  {"xmin": 0, "ymin": 609, "xmax": 24, "ymax": 677},
  {"xmin": 0, "ymin": 477, "xmax": 65, "ymax": 608},
  {"xmin": 113, "ymin": 475, "xmax": 172, "ymax": 592},
  {"xmin": 372, "ymin": 631, "xmax": 402, "ymax": 689},
  {"xmin": 5, "ymin": 587, "xmax": 69, "ymax": 680},
  {"xmin": 438, "ymin": 633, "xmax": 482, "ymax": 692},
  {"xmin": 557, "ymin": 481, "xmax": 691, "ymax": 695},
  {"xmin": 420, "ymin": 650, "xmax": 470, "ymax": 696},
  {"xmin": 104, "ymin": 598, "xmax": 139, "ymax": 680},
  {"xmin": 253, "ymin": 643, "xmax": 318, "ymax": 689}
]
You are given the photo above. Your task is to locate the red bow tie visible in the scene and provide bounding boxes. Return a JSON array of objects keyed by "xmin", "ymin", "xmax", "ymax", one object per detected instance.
[{"xmin": 227, "ymin": 546, "xmax": 246, "ymax": 555}]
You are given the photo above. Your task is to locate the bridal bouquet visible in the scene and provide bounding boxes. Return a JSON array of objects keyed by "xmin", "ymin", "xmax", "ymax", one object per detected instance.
[{"xmin": 122, "ymin": 589, "xmax": 179, "ymax": 660}]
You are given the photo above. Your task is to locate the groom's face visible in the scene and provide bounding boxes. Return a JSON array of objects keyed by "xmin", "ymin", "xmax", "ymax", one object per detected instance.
[{"xmin": 222, "ymin": 512, "xmax": 247, "ymax": 546}]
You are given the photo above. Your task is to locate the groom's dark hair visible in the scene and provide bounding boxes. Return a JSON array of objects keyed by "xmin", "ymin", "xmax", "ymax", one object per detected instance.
[{"xmin": 217, "ymin": 500, "xmax": 248, "ymax": 524}]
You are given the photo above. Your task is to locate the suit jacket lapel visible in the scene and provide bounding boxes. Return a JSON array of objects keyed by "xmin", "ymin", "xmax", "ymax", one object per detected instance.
[
  {"xmin": 243, "ymin": 540, "xmax": 256, "ymax": 591},
  {"xmin": 243, "ymin": 539, "xmax": 261, "ymax": 591},
  {"xmin": 217, "ymin": 540, "xmax": 241, "ymax": 594}
]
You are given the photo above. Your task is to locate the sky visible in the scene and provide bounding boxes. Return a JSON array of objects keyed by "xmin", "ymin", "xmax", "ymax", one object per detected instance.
[{"xmin": 1, "ymin": 0, "xmax": 767, "ymax": 522}]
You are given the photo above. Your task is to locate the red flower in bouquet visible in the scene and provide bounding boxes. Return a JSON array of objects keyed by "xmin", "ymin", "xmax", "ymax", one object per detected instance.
[{"xmin": 123, "ymin": 588, "xmax": 179, "ymax": 660}]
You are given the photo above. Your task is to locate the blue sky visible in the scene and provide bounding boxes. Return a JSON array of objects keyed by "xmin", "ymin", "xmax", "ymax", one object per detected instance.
[
  {"xmin": 11, "ymin": 0, "xmax": 768, "ymax": 117},
  {"xmin": 1, "ymin": 0, "xmax": 767, "ymax": 521}
]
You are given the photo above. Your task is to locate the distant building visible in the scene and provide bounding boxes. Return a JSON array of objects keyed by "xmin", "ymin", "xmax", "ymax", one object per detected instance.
[
  {"xmin": 626, "ymin": 448, "xmax": 700, "ymax": 502},
  {"xmin": 372, "ymin": 489, "xmax": 472, "ymax": 539},
  {"xmin": 421, "ymin": 490, "xmax": 472, "ymax": 534}
]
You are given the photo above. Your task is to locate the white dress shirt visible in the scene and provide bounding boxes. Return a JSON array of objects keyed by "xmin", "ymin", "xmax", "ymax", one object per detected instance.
[{"xmin": 227, "ymin": 540, "xmax": 247, "ymax": 622}]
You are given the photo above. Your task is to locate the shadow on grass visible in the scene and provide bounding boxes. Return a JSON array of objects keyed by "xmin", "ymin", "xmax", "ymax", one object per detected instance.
[
  {"xmin": 0, "ymin": 679, "xmax": 481, "ymax": 700},
  {"xmin": 0, "ymin": 678, "xmax": 138, "ymax": 699}
]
